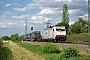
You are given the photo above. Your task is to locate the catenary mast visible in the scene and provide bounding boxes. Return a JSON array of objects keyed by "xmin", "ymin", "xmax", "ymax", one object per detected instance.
[{"xmin": 25, "ymin": 19, "xmax": 27, "ymax": 38}]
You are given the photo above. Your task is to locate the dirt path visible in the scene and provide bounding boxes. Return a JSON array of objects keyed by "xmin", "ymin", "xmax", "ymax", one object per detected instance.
[{"xmin": 8, "ymin": 41, "xmax": 45, "ymax": 60}]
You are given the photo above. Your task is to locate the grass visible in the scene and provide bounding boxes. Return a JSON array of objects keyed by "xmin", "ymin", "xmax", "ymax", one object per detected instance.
[
  {"xmin": 18, "ymin": 42, "xmax": 43, "ymax": 55},
  {"xmin": 67, "ymin": 33, "xmax": 88, "ymax": 42},
  {"xmin": 17, "ymin": 42, "xmax": 90, "ymax": 60}
]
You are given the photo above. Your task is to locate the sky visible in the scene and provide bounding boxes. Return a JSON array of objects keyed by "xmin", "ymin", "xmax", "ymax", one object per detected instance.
[{"xmin": 0, "ymin": 0, "xmax": 88, "ymax": 36}]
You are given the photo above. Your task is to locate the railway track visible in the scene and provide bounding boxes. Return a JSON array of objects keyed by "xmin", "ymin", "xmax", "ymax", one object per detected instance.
[
  {"xmin": 59, "ymin": 41, "xmax": 88, "ymax": 45},
  {"xmin": 23, "ymin": 40, "xmax": 88, "ymax": 45}
]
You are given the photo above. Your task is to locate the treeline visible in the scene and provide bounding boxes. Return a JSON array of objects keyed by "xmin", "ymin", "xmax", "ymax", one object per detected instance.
[
  {"xmin": 68, "ymin": 17, "xmax": 88, "ymax": 34},
  {"xmin": 56, "ymin": 17, "xmax": 88, "ymax": 34},
  {"xmin": 1, "ymin": 34, "xmax": 20, "ymax": 42},
  {"xmin": 2, "ymin": 36, "xmax": 10, "ymax": 40}
]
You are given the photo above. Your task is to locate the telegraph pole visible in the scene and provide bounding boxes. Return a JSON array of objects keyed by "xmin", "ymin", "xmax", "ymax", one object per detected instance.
[
  {"xmin": 25, "ymin": 19, "xmax": 27, "ymax": 38},
  {"xmin": 88, "ymin": 0, "xmax": 90, "ymax": 48}
]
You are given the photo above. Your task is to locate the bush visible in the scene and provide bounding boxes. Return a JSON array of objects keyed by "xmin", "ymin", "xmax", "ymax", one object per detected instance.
[
  {"xmin": 0, "ymin": 39, "xmax": 3, "ymax": 47},
  {"xmin": 0, "ymin": 47, "xmax": 13, "ymax": 60},
  {"xmin": 59, "ymin": 46, "xmax": 79, "ymax": 58},
  {"xmin": 67, "ymin": 33, "xmax": 88, "ymax": 42},
  {"xmin": 10, "ymin": 34, "xmax": 20, "ymax": 42},
  {"xmin": 42, "ymin": 43, "xmax": 60, "ymax": 53},
  {"xmin": 0, "ymin": 39, "xmax": 13, "ymax": 60}
]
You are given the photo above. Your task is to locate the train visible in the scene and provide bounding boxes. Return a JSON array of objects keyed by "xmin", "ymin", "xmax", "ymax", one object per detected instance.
[{"xmin": 20, "ymin": 26, "xmax": 66, "ymax": 42}]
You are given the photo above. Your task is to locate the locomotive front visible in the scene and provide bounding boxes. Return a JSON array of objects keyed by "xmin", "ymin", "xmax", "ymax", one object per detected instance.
[{"xmin": 54, "ymin": 26, "xmax": 66, "ymax": 42}]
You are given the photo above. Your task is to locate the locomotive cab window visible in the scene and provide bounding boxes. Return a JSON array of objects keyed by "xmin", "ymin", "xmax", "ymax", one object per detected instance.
[
  {"xmin": 56, "ymin": 28, "xmax": 65, "ymax": 31},
  {"xmin": 56, "ymin": 29, "xmax": 61, "ymax": 31},
  {"xmin": 61, "ymin": 29, "xmax": 65, "ymax": 31},
  {"xmin": 53, "ymin": 29, "xmax": 54, "ymax": 31}
]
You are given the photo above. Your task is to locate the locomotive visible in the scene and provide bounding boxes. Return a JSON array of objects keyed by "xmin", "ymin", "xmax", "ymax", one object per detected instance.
[
  {"xmin": 20, "ymin": 26, "xmax": 66, "ymax": 42},
  {"xmin": 42, "ymin": 26, "xmax": 66, "ymax": 42}
]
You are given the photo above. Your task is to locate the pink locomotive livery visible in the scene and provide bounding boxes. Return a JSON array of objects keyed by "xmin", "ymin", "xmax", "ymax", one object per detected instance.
[{"xmin": 42, "ymin": 26, "xmax": 66, "ymax": 42}]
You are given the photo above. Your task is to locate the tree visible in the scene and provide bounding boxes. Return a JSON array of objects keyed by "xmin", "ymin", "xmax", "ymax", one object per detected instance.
[
  {"xmin": 71, "ymin": 22, "xmax": 82, "ymax": 34},
  {"xmin": 78, "ymin": 17, "xmax": 88, "ymax": 33},
  {"xmin": 10, "ymin": 34, "xmax": 20, "ymax": 42},
  {"xmin": 78, "ymin": 17, "xmax": 88, "ymax": 26},
  {"xmin": 70, "ymin": 17, "xmax": 88, "ymax": 34},
  {"xmin": 0, "ymin": 39, "xmax": 3, "ymax": 47},
  {"xmin": 2, "ymin": 36, "xmax": 10, "ymax": 40},
  {"xmin": 10, "ymin": 34, "xmax": 14, "ymax": 41},
  {"xmin": 61, "ymin": 4, "xmax": 69, "ymax": 33},
  {"xmin": 62, "ymin": 4, "xmax": 69, "ymax": 24},
  {"xmin": 56, "ymin": 4, "xmax": 69, "ymax": 34}
]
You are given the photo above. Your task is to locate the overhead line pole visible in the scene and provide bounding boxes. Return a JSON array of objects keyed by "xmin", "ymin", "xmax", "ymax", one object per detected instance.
[
  {"xmin": 88, "ymin": 0, "xmax": 90, "ymax": 48},
  {"xmin": 25, "ymin": 19, "xmax": 27, "ymax": 39}
]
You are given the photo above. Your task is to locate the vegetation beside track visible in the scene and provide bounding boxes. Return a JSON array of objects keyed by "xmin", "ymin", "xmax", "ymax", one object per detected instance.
[
  {"xmin": 0, "ymin": 39, "xmax": 13, "ymax": 60},
  {"xmin": 17, "ymin": 42, "xmax": 90, "ymax": 60},
  {"xmin": 67, "ymin": 33, "xmax": 88, "ymax": 42}
]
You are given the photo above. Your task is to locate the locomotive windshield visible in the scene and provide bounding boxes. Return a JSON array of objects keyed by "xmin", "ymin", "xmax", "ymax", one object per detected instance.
[
  {"xmin": 61, "ymin": 29, "xmax": 65, "ymax": 31},
  {"xmin": 56, "ymin": 28, "xmax": 65, "ymax": 31}
]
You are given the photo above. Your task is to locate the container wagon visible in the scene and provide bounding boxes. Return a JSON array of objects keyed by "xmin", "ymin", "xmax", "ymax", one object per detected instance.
[
  {"xmin": 20, "ymin": 31, "xmax": 41, "ymax": 41},
  {"xmin": 31, "ymin": 31, "xmax": 41, "ymax": 41}
]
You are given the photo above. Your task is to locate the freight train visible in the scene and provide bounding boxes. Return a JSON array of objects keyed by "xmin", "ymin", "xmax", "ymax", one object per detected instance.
[{"xmin": 20, "ymin": 26, "xmax": 66, "ymax": 42}]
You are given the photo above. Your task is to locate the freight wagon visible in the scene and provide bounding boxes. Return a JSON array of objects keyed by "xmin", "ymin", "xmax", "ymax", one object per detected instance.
[
  {"xmin": 42, "ymin": 26, "xmax": 66, "ymax": 42},
  {"xmin": 31, "ymin": 31, "xmax": 41, "ymax": 41},
  {"xmin": 20, "ymin": 31, "xmax": 41, "ymax": 41}
]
